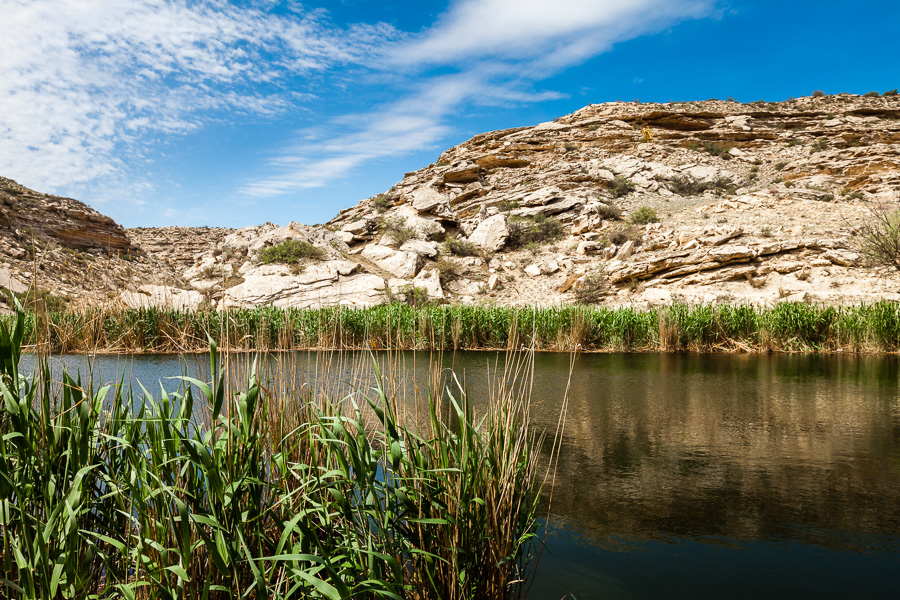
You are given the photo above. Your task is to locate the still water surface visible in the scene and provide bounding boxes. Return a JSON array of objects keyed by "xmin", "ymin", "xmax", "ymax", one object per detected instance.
[{"xmin": 20, "ymin": 351, "xmax": 900, "ymax": 599}]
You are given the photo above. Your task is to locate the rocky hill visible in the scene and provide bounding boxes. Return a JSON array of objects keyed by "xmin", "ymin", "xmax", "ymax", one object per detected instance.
[
  {"xmin": 151, "ymin": 93, "xmax": 900, "ymax": 310},
  {"xmin": 0, "ymin": 177, "xmax": 180, "ymax": 311},
  {"xmin": 4, "ymin": 93, "xmax": 900, "ymax": 313}
]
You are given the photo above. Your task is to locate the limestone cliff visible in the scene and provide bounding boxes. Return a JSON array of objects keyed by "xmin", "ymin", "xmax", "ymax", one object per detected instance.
[
  {"xmin": 0, "ymin": 177, "xmax": 179, "ymax": 310},
  {"xmin": 7, "ymin": 92, "xmax": 900, "ymax": 312},
  {"xmin": 159, "ymin": 93, "xmax": 900, "ymax": 309}
]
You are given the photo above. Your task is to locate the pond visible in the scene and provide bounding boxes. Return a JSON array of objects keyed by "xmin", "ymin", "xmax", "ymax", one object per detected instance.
[{"xmin": 20, "ymin": 350, "xmax": 900, "ymax": 599}]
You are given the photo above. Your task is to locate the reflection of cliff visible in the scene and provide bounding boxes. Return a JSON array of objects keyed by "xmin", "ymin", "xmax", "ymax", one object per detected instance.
[{"xmin": 527, "ymin": 353, "xmax": 900, "ymax": 550}]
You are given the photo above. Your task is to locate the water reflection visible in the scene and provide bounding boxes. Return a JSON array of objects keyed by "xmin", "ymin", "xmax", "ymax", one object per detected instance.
[{"xmin": 20, "ymin": 350, "xmax": 900, "ymax": 598}]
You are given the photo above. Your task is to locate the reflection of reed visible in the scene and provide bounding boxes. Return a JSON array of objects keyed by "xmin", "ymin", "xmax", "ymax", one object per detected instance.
[{"xmin": 540, "ymin": 353, "xmax": 900, "ymax": 550}]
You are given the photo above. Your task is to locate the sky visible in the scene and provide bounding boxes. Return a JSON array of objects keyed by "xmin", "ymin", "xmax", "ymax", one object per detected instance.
[{"xmin": 1, "ymin": 0, "xmax": 898, "ymax": 228}]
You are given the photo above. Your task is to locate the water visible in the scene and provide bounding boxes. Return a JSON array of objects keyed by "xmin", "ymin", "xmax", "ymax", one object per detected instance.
[{"xmin": 19, "ymin": 351, "xmax": 900, "ymax": 598}]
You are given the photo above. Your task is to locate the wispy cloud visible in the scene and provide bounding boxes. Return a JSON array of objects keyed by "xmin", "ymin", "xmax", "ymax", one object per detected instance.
[
  {"xmin": 242, "ymin": 0, "xmax": 716, "ymax": 199},
  {"xmin": 0, "ymin": 0, "xmax": 391, "ymax": 197},
  {"xmin": 1, "ymin": 0, "xmax": 717, "ymax": 219}
]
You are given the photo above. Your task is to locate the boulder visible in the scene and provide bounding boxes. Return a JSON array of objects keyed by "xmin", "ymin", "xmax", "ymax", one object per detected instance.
[
  {"xmin": 400, "ymin": 239, "xmax": 439, "ymax": 258},
  {"xmin": 394, "ymin": 206, "xmax": 446, "ymax": 239},
  {"xmin": 224, "ymin": 272, "xmax": 387, "ymax": 309},
  {"xmin": 468, "ymin": 214, "xmax": 509, "ymax": 252},
  {"xmin": 411, "ymin": 185, "xmax": 449, "ymax": 213},
  {"xmin": 362, "ymin": 245, "xmax": 423, "ymax": 279},
  {"xmin": 616, "ymin": 240, "xmax": 635, "ymax": 260},
  {"xmin": 0, "ymin": 268, "xmax": 26, "ymax": 294}
]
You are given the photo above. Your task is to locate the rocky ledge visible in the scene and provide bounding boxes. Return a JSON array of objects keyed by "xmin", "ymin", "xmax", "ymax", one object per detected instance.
[
  {"xmin": 3, "ymin": 93, "xmax": 900, "ymax": 312},
  {"xmin": 143, "ymin": 93, "xmax": 900, "ymax": 310}
]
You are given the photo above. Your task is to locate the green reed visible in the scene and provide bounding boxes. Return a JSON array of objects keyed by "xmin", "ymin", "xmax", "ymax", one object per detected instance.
[
  {"xmin": 4, "ymin": 301, "xmax": 900, "ymax": 354},
  {"xmin": 0, "ymin": 305, "xmax": 546, "ymax": 599}
]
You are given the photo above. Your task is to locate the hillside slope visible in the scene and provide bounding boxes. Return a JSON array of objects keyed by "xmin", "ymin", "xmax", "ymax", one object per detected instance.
[
  {"xmin": 6, "ymin": 93, "xmax": 900, "ymax": 312},
  {"xmin": 0, "ymin": 177, "xmax": 180, "ymax": 311},
  {"xmin": 164, "ymin": 93, "xmax": 900, "ymax": 310}
]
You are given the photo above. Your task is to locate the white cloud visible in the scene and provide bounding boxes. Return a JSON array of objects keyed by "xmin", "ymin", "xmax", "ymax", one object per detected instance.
[
  {"xmin": 242, "ymin": 0, "xmax": 715, "ymax": 200},
  {"xmin": 397, "ymin": 0, "xmax": 712, "ymax": 66},
  {"xmin": 0, "ymin": 0, "xmax": 390, "ymax": 198}
]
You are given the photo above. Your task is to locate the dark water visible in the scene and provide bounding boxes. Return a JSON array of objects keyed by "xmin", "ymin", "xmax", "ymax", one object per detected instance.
[{"xmin": 20, "ymin": 351, "xmax": 900, "ymax": 599}]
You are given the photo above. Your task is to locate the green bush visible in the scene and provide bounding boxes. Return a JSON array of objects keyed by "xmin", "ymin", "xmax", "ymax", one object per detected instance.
[
  {"xmin": 864, "ymin": 91, "xmax": 880, "ymax": 97},
  {"xmin": 400, "ymin": 283, "xmax": 430, "ymax": 307},
  {"xmin": 445, "ymin": 238, "xmax": 482, "ymax": 257},
  {"xmin": 812, "ymin": 90, "xmax": 826, "ymax": 97},
  {"xmin": 667, "ymin": 175, "xmax": 734, "ymax": 196},
  {"xmin": 258, "ymin": 238, "xmax": 324, "ymax": 264},
  {"xmin": 855, "ymin": 203, "xmax": 900, "ymax": 272},
  {"xmin": 507, "ymin": 214, "xmax": 565, "ymax": 249},
  {"xmin": 609, "ymin": 176, "xmax": 635, "ymax": 198},
  {"xmin": 811, "ymin": 138, "xmax": 829, "ymax": 153},
  {"xmin": 884, "ymin": 89, "xmax": 899, "ymax": 97},
  {"xmin": 607, "ymin": 226, "xmax": 643, "ymax": 246},
  {"xmin": 574, "ymin": 272, "xmax": 608, "ymax": 304},
  {"xmin": 373, "ymin": 193, "xmax": 392, "ymax": 212},
  {"xmin": 380, "ymin": 216, "xmax": 417, "ymax": 246},
  {"xmin": 629, "ymin": 206, "xmax": 660, "ymax": 226},
  {"xmin": 436, "ymin": 256, "xmax": 461, "ymax": 285},
  {"xmin": 595, "ymin": 201, "xmax": 622, "ymax": 220},
  {"xmin": 702, "ymin": 141, "xmax": 732, "ymax": 157}
]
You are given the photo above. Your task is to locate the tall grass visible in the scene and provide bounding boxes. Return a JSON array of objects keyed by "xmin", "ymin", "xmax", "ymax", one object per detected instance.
[
  {"xmin": 0, "ymin": 305, "xmax": 547, "ymax": 599},
  {"xmin": 5, "ymin": 301, "xmax": 900, "ymax": 354}
]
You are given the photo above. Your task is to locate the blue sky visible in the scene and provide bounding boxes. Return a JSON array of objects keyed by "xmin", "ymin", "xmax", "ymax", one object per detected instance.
[{"xmin": 2, "ymin": 0, "xmax": 898, "ymax": 228}]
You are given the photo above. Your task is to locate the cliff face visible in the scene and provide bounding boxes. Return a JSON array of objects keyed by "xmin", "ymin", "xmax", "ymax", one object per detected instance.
[
  {"xmin": 0, "ymin": 178, "xmax": 177, "ymax": 310},
  {"xmin": 316, "ymin": 93, "xmax": 900, "ymax": 307},
  {"xmin": 6, "ymin": 93, "xmax": 900, "ymax": 312},
  {"xmin": 0, "ymin": 177, "xmax": 139, "ymax": 256}
]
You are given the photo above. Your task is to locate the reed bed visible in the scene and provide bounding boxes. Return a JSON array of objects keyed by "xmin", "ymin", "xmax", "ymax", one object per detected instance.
[
  {"xmin": 7, "ymin": 301, "xmax": 900, "ymax": 354},
  {"xmin": 0, "ymin": 306, "xmax": 549, "ymax": 599}
]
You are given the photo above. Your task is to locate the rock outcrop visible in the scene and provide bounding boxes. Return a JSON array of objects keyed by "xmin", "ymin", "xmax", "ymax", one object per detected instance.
[
  {"xmin": 0, "ymin": 177, "xmax": 178, "ymax": 310},
  {"xmin": 7, "ymin": 93, "xmax": 900, "ymax": 312}
]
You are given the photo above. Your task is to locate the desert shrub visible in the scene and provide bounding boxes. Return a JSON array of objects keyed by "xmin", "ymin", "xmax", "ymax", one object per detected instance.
[
  {"xmin": 811, "ymin": 138, "xmax": 829, "ymax": 152},
  {"xmin": 608, "ymin": 176, "xmax": 635, "ymax": 198},
  {"xmin": 9, "ymin": 288, "xmax": 68, "ymax": 313},
  {"xmin": 775, "ymin": 161, "xmax": 788, "ymax": 170},
  {"xmin": 445, "ymin": 238, "xmax": 482, "ymax": 257},
  {"xmin": 702, "ymin": 141, "xmax": 732, "ymax": 158},
  {"xmin": 436, "ymin": 256, "xmax": 461, "ymax": 286},
  {"xmin": 864, "ymin": 91, "xmax": 881, "ymax": 97},
  {"xmin": 606, "ymin": 226, "xmax": 643, "ymax": 247},
  {"xmin": 812, "ymin": 90, "xmax": 826, "ymax": 97},
  {"xmin": 373, "ymin": 193, "xmax": 392, "ymax": 212},
  {"xmin": 258, "ymin": 239, "xmax": 324, "ymax": 264},
  {"xmin": 595, "ymin": 201, "xmax": 622, "ymax": 220},
  {"xmin": 884, "ymin": 89, "xmax": 899, "ymax": 97},
  {"xmin": 564, "ymin": 142, "xmax": 577, "ymax": 152},
  {"xmin": 629, "ymin": 206, "xmax": 660, "ymax": 226},
  {"xmin": 842, "ymin": 189, "xmax": 864, "ymax": 200},
  {"xmin": 574, "ymin": 271, "xmax": 608, "ymax": 304},
  {"xmin": 668, "ymin": 176, "xmax": 707, "ymax": 196},
  {"xmin": 855, "ymin": 201, "xmax": 900, "ymax": 272},
  {"xmin": 506, "ymin": 214, "xmax": 565, "ymax": 249},
  {"xmin": 380, "ymin": 216, "xmax": 417, "ymax": 246},
  {"xmin": 497, "ymin": 199, "xmax": 520, "ymax": 213}
]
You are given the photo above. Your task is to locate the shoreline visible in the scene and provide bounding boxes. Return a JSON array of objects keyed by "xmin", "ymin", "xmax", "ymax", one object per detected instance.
[{"xmin": 12, "ymin": 301, "xmax": 900, "ymax": 355}]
